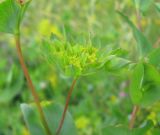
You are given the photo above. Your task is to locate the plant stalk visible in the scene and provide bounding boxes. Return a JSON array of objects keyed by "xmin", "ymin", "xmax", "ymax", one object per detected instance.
[
  {"xmin": 129, "ymin": 5, "xmax": 142, "ymax": 130},
  {"xmin": 56, "ymin": 78, "xmax": 77, "ymax": 135},
  {"xmin": 15, "ymin": 34, "xmax": 52, "ymax": 135},
  {"xmin": 129, "ymin": 105, "xmax": 139, "ymax": 129}
]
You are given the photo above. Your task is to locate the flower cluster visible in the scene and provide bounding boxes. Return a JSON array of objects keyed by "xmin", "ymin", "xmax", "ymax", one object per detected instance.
[{"xmin": 41, "ymin": 39, "xmax": 128, "ymax": 77}]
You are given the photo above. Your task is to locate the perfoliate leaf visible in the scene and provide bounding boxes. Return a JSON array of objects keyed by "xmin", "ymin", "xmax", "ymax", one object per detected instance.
[
  {"xmin": 130, "ymin": 62, "xmax": 144, "ymax": 104},
  {"xmin": 21, "ymin": 102, "xmax": 77, "ymax": 135},
  {"xmin": 0, "ymin": 0, "xmax": 30, "ymax": 34},
  {"xmin": 118, "ymin": 12, "xmax": 152, "ymax": 57}
]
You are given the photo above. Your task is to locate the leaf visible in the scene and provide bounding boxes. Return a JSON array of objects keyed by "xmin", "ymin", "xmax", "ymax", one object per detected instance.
[
  {"xmin": 155, "ymin": 3, "xmax": 160, "ymax": 12},
  {"xmin": 105, "ymin": 57, "xmax": 130, "ymax": 72},
  {"xmin": 148, "ymin": 47, "xmax": 160, "ymax": 68},
  {"xmin": 140, "ymin": 86, "xmax": 160, "ymax": 107},
  {"xmin": 130, "ymin": 62, "xmax": 144, "ymax": 104},
  {"xmin": 144, "ymin": 63, "xmax": 160, "ymax": 85},
  {"xmin": 0, "ymin": 0, "xmax": 30, "ymax": 34},
  {"xmin": 134, "ymin": 0, "xmax": 153, "ymax": 13},
  {"xmin": 21, "ymin": 102, "xmax": 77, "ymax": 135},
  {"xmin": 151, "ymin": 129, "xmax": 160, "ymax": 135},
  {"xmin": 118, "ymin": 12, "xmax": 152, "ymax": 57},
  {"xmin": 102, "ymin": 126, "xmax": 129, "ymax": 135},
  {"xmin": 130, "ymin": 62, "xmax": 160, "ymax": 106},
  {"xmin": 101, "ymin": 121, "xmax": 153, "ymax": 135},
  {"xmin": 139, "ymin": 0, "xmax": 153, "ymax": 13},
  {"xmin": 0, "ymin": 65, "xmax": 24, "ymax": 103},
  {"xmin": 139, "ymin": 63, "xmax": 160, "ymax": 107}
]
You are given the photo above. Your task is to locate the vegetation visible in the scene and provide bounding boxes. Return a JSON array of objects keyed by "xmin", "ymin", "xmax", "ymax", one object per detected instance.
[{"xmin": 0, "ymin": 0, "xmax": 160, "ymax": 135}]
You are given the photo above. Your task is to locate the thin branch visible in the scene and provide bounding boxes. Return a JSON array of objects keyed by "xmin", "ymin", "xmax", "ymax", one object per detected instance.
[
  {"xmin": 15, "ymin": 35, "xmax": 52, "ymax": 135},
  {"xmin": 129, "ymin": 105, "xmax": 139, "ymax": 129},
  {"xmin": 56, "ymin": 78, "xmax": 78, "ymax": 135}
]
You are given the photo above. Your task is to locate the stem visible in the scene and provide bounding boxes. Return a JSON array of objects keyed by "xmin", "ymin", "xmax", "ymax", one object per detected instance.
[
  {"xmin": 136, "ymin": 8, "xmax": 142, "ymax": 31},
  {"xmin": 56, "ymin": 78, "xmax": 78, "ymax": 135},
  {"xmin": 15, "ymin": 34, "xmax": 52, "ymax": 135},
  {"xmin": 129, "ymin": 6, "xmax": 141, "ymax": 130},
  {"xmin": 129, "ymin": 105, "xmax": 139, "ymax": 129}
]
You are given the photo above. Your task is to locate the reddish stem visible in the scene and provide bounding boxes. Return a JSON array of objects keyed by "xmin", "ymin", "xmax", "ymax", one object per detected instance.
[
  {"xmin": 56, "ymin": 78, "xmax": 77, "ymax": 135},
  {"xmin": 129, "ymin": 105, "xmax": 139, "ymax": 129},
  {"xmin": 129, "ymin": 5, "xmax": 142, "ymax": 130},
  {"xmin": 15, "ymin": 35, "xmax": 52, "ymax": 135}
]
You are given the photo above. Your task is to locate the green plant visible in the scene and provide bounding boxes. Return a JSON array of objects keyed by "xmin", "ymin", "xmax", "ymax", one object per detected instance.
[
  {"xmin": 0, "ymin": 0, "xmax": 160, "ymax": 135},
  {"xmin": 0, "ymin": 0, "xmax": 127, "ymax": 134},
  {"xmin": 115, "ymin": 0, "xmax": 160, "ymax": 133},
  {"xmin": 0, "ymin": 0, "xmax": 52, "ymax": 134},
  {"xmin": 41, "ymin": 38, "xmax": 129, "ymax": 134}
]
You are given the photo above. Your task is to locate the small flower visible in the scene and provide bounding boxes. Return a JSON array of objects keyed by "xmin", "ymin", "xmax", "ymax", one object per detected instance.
[{"xmin": 75, "ymin": 116, "xmax": 90, "ymax": 129}]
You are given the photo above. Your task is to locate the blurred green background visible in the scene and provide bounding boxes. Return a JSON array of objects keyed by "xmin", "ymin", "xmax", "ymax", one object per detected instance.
[{"xmin": 0, "ymin": 0, "xmax": 160, "ymax": 135}]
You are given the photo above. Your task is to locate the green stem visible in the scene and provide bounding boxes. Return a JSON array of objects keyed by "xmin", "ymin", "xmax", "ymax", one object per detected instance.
[
  {"xmin": 56, "ymin": 78, "xmax": 78, "ymax": 135},
  {"xmin": 15, "ymin": 34, "xmax": 52, "ymax": 135}
]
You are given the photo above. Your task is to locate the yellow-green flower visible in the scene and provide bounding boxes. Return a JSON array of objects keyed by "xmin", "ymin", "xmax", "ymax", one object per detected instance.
[
  {"xmin": 41, "ymin": 39, "xmax": 125, "ymax": 77},
  {"xmin": 75, "ymin": 116, "xmax": 90, "ymax": 129}
]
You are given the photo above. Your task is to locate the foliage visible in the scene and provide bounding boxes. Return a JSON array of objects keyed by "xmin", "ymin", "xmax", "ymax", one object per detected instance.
[
  {"xmin": 0, "ymin": 0, "xmax": 160, "ymax": 135},
  {"xmin": 21, "ymin": 102, "xmax": 77, "ymax": 135},
  {"xmin": 0, "ymin": 0, "xmax": 30, "ymax": 34}
]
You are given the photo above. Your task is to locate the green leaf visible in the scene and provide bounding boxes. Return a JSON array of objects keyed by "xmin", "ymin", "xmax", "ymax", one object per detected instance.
[
  {"xmin": 102, "ymin": 126, "xmax": 129, "ymax": 135},
  {"xmin": 0, "ymin": 65, "xmax": 24, "ymax": 103},
  {"xmin": 130, "ymin": 62, "xmax": 144, "ymax": 104},
  {"xmin": 140, "ymin": 86, "xmax": 160, "ymax": 107},
  {"xmin": 140, "ymin": 64, "xmax": 160, "ymax": 107},
  {"xmin": 134, "ymin": 0, "xmax": 153, "ymax": 13},
  {"xmin": 105, "ymin": 57, "xmax": 130, "ymax": 72},
  {"xmin": 148, "ymin": 47, "xmax": 160, "ymax": 68},
  {"xmin": 101, "ymin": 121, "xmax": 152, "ymax": 135},
  {"xmin": 144, "ymin": 63, "xmax": 160, "ymax": 85},
  {"xmin": 139, "ymin": 0, "xmax": 153, "ymax": 13},
  {"xmin": 0, "ymin": 0, "xmax": 30, "ymax": 34},
  {"xmin": 21, "ymin": 101, "xmax": 77, "ymax": 135},
  {"xmin": 155, "ymin": 3, "xmax": 160, "ymax": 12},
  {"xmin": 118, "ymin": 12, "xmax": 152, "ymax": 57},
  {"xmin": 130, "ymin": 62, "xmax": 160, "ymax": 106},
  {"xmin": 151, "ymin": 129, "xmax": 160, "ymax": 135}
]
